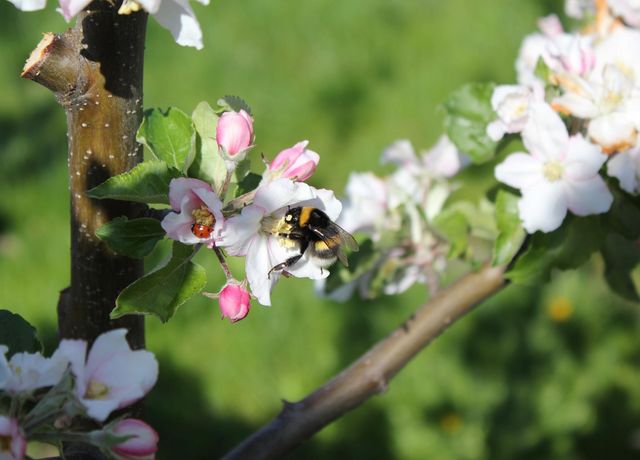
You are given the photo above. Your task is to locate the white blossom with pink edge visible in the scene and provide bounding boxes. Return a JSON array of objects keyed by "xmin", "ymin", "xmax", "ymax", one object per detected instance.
[
  {"xmin": 607, "ymin": 145, "xmax": 640, "ymax": 193},
  {"xmin": 220, "ymin": 178, "xmax": 342, "ymax": 306},
  {"xmin": 487, "ymin": 84, "xmax": 542, "ymax": 141},
  {"xmin": 0, "ymin": 346, "xmax": 68, "ymax": 395},
  {"xmin": 218, "ymin": 281, "xmax": 251, "ymax": 323},
  {"xmin": 216, "ymin": 110, "xmax": 254, "ymax": 163},
  {"xmin": 6, "ymin": 0, "xmax": 207, "ymax": 49},
  {"xmin": 261, "ymin": 140, "xmax": 320, "ymax": 184},
  {"xmin": 0, "ymin": 416, "xmax": 26, "ymax": 460},
  {"xmin": 110, "ymin": 419, "xmax": 159, "ymax": 460},
  {"xmin": 161, "ymin": 178, "xmax": 224, "ymax": 247},
  {"xmin": 495, "ymin": 102, "xmax": 613, "ymax": 233},
  {"xmin": 57, "ymin": 329, "xmax": 158, "ymax": 422}
]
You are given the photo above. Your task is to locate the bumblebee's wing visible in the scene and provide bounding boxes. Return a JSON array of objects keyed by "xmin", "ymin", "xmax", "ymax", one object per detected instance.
[{"xmin": 309, "ymin": 222, "xmax": 359, "ymax": 267}]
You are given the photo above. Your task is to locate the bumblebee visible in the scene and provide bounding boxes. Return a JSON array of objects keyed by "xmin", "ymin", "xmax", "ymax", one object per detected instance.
[{"xmin": 269, "ymin": 207, "xmax": 359, "ymax": 276}]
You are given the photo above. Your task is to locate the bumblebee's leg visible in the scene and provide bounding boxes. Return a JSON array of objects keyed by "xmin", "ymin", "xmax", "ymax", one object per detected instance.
[{"xmin": 268, "ymin": 239, "xmax": 309, "ymax": 279}]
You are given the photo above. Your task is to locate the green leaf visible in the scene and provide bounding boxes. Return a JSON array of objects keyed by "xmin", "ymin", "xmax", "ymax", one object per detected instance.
[
  {"xmin": 507, "ymin": 216, "xmax": 603, "ymax": 285},
  {"xmin": 432, "ymin": 208, "xmax": 469, "ymax": 258},
  {"xmin": 444, "ymin": 82, "xmax": 498, "ymax": 163},
  {"xmin": 188, "ymin": 101, "xmax": 227, "ymax": 191},
  {"xmin": 235, "ymin": 172, "xmax": 262, "ymax": 197},
  {"xmin": 137, "ymin": 107, "xmax": 196, "ymax": 173},
  {"xmin": 86, "ymin": 160, "xmax": 181, "ymax": 204},
  {"xmin": 534, "ymin": 57, "xmax": 551, "ymax": 82},
  {"xmin": 112, "ymin": 242, "xmax": 207, "ymax": 322},
  {"xmin": 604, "ymin": 187, "xmax": 640, "ymax": 239},
  {"xmin": 217, "ymin": 95, "xmax": 253, "ymax": 115},
  {"xmin": 493, "ymin": 190, "xmax": 525, "ymax": 265},
  {"xmin": 0, "ymin": 310, "xmax": 41, "ymax": 356},
  {"xmin": 96, "ymin": 217, "xmax": 166, "ymax": 259},
  {"xmin": 601, "ymin": 233, "xmax": 640, "ymax": 301}
]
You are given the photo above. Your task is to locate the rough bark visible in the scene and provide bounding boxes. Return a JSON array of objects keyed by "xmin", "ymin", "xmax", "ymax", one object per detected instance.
[
  {"xmin": 22, "ymin": 3, "xmax": 148, "ymax": 349},
  {"xmin": 223, "ymin": 264, "xmax": 507, "ymax": 460}
]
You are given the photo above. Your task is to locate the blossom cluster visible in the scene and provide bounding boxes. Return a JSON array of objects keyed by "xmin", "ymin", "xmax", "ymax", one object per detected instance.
[
  {"xmin": 317, "ymin": 136, "xmax": 468, "ymax": 300},
  {"xmin": 158, "ymin": 105, "xmax": 342, "ymax": 320},
  {"xmin": 491, "ymin": 0, "xmax": 640, "ymax": 233},
  {"xmin": 0, "ymin": 329, "xmax": 158, "ymax": 460}
]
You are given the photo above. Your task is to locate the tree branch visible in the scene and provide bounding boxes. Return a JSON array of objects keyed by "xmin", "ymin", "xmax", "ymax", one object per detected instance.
[
  {"xmin": 223, "ymin": 263, "xmax": 507, "ymax": 460},
  {"xmin": 22, "ymin": 2, "xmax": 148, "ymax": 350}
]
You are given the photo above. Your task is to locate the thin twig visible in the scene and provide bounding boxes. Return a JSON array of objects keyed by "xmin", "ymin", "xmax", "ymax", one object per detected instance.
[{"xmin": 223, "ymin": 263, "xmax": 507, "ymax": 460}]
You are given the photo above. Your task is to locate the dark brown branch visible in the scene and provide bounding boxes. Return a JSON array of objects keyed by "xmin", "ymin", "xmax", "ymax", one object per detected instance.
[
  {"xmin": 223, "ymin": 264, "xmax": 507, "ymax": 460},
  {"xmin": 22, "ymin": 3, "xmax": 148, "ymax": 348}
]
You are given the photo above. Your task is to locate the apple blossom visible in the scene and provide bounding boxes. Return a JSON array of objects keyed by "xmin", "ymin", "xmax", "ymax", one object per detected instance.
[
  {"xmin": 220, "ymin": 178, "xmax": 342, "ymax": 306},
  {"xmin": 6, "ymin": 0, "xmax": 208, "ymax": 49},
  {"xmin": 487, "ymin": 85, "xmax": 541, "ymax": 141},
  {"xmin": 218, "ymin": 281, "xmax": 251, "ymax": 323},
  {"xmin": 216, "ymin": 110, "xmax": 254, "ymax": 161},
  {"xmin": 58, "ymin": 329, "xmax": 158, "ymax": 422},
  {"xmin": 495, "ymin": 102, "xmax": 613, "ymax": 233},
  {"xmin": 0, "ymin": 417, "xmax": 25, "ymax": 460},
  {"xmin": 110, "ymin": 419, "xmax": 159, "ymax": 460},
  {"xmin": 609, "ymin": 0, "xmax": 640, "ymax": 27},
  {"xmin": 161, "ymin": 178, "xmax": 224, "ymax": 247},
  {"xmin": 0, "ymin": 346, "xmax": 68, "ymax": 394},
  {"xmin": 607, "ymin": 145, "xmax": 640, "ymax": 193},
  {"xmin": 262, "ymin": 141, "xmax": 320, "ymax": 184},
  {"xmin": 553, "ymin": 64, "xmax": 640, "ymax": 153},
  {"xmin": 337, "ymin": 172, "xmax": 388, "ymax": 241}
]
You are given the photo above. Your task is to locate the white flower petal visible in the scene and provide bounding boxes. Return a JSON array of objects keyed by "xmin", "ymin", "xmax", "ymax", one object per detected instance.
[
  {"xmin": 7, "ymin": 0, "xmax": 46, "ymax": 11},
  {"xmin": 380, "ymin": 140, "xmax": 417, "ymax": 166},
  {"xmin": 220, "ymin": 206, "xmax": 263, "ymax": 256},
  {"xmin": 57, "ymin": 339, "xmax": 88, "ymax": 395},
  {"xmin": 522, "ymin": 102, "xmax": 569, "ymax": 161},
  {"xmin": 564, "ymin": 176, "xmax": 613, "ymax": 216},
  {"xmin": 553, "ymin": 92, "xmax": 599, "ymax": 118},
  {"xmin": 588, "ymin": 112, "xmax": 638, "ymax": 153},
  {"xmin": 563, "ymin": 134, "xmax": 608, "ymax": 180},
  {"xmin": 495, "ymin": 153, "xmax": 544, "ymax": 189},
  {"xmin": 518, "ymin": 181, "xmax": 567, "ymax": 233},
  {"xmin": 57, "ymin": 0, "xmax": 91, "ymax": 21},
  {"xmin": 608, "ymin": 149, "xmax": 639, "ymax": 193},
  {"xmin": 168, "ymin": 178, "xmax": 210, "ymax": 211},
  {"xmin": 81, "ymin": 399, "xmax": 120, "ymax": 422},
  {"xmin": 153, "ymin": 0, "xmax": 203, "ymax": 50},
  {"xmin": 136, "ymin": 0, "xmax": 160, "ymax": 14},
  {"xmin": 245, "ymin": 235, "xmax": 279, "ymax": 306},
  {"xmin": 0, "ymin": 346, "xmax": 10, "ymax": 390}
]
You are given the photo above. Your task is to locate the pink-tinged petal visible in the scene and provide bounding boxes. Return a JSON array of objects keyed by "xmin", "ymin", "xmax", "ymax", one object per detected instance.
[
  {"xmin": 588, "ymin": 112, "xmax": 638, "ymax": 154},
  {"xmin": 7, "ymin": 0, "xmax": 46, "ymax": 11},
  {"xmin": 245, "ymin": 235, "xmax": 279, "ymax": 306},
  {"xmin": 168, "ymin": 178, "xmax": 211, "ymax": 211},
  {"xmin": 216, "ymin": 110, "xmax": 253, "ymax": 156},
  {"xmin": 380, "ymin": 140, "xmax": 417, "ymax": 166},
  {"xmin": 86, "ymin": 330, "xmax": 131, "ymax": 376},
  {"xmin": 522, "ymin": 102, "xmax": 569, "ymax": 161},
  {"xmin": 564, "ymin": 176, "xmax": 613, "ymax": 216},
  {"xmin": 487, "ymin": 120, "xmax": 506, "ymax": 141},
  {"xmin": 270, "ymin": 141, "xmax": 309, "ymax": 170},
  {"xmin": 607, "ymin": 149, "xmax": 639, "ymax": 193},
  {"xmin": 563, "ymin": 134, "xmax": 608, "ymax": 180},
  {"xmin": 112, "ymin": 419, "xmax": 159, "ymax": 459},
  {"xmin": 253, "ymin": 179, "xmax": 316, "ymax": 215},
  {"xmin": 553, "ymin": 92, "xmax": 598, "ymax": 118},
  {"xmin": 57, "ymin": 0, "xmax": 91, "ymax": 20},
  {"xmin": 160, "ymin": 209, "xmax": 201, "ymax": 245},
  {"xmin": 538, "ymin": 14, "xmax": 563, "ymax": 36},
  {"xmin": 495, "ymin": 153, "xmax": 544, "ymax": 189},
  {"xmin": 219, "ymin": 206, "xmax": 263, "ymax": 256},
  {"xmin": 152, "ymin": 0, "xmax": 203, "ymax": 49},
  {"xmin": 518, "ymin": 181, "xmax": 567, "ymax": 233},
  {"xmin": 218, "ymin": 282, "xmax": 251, "ymax": 322},
  {"xmin": 423, "ymin": 135, "xmax": 466, "ymax": 178},
  {"xmin": 0, "ymin": 416, "xmax": 26, "ymax": 460}
]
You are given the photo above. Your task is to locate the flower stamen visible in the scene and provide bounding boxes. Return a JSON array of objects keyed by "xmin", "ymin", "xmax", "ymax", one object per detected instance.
[{"xmin": 543, "ymin": 161, "xmax": 564, "ymax": 181}]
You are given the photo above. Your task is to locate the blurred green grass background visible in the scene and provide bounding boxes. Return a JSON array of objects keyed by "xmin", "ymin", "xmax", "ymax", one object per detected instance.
[{"xmin": 1, "ymin": 0, "xmax": 640, "ymax": 458}]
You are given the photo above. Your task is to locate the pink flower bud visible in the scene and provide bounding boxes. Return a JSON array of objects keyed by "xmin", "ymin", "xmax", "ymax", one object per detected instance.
[
  {"xmin": 111, "ymin": 419, "xmax": 159, "ymax": 460},
  {"xmin": 219, "ymin": 281, "xmax": 251, "ymax": 323},
  {"xmin": 0, "ymin": 416, "xmax": 26, "ymax": 460},
  {"xmin": 269, "ymin": 141, "xmax": 320, "ymax": 182},
  {"xmin": 216, "ymin": 110, "xmax": 254, "ymax": 157}
]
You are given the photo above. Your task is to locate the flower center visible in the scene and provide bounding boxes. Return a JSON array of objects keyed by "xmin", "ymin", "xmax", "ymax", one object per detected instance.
[
  {"xmin": 85, "ymin": 379, "xmax": 110, "ymax": 400},
  {"xmin": 0, "ymin": 435, "xmax": 11, "ymax": 452},
  {"xmin": 192, "ymin": 206, "xmax": 215, "ymax": 226},
  {"xmin": 543, "ymin": 161, "xmax": 564, "ymax": 182}
]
